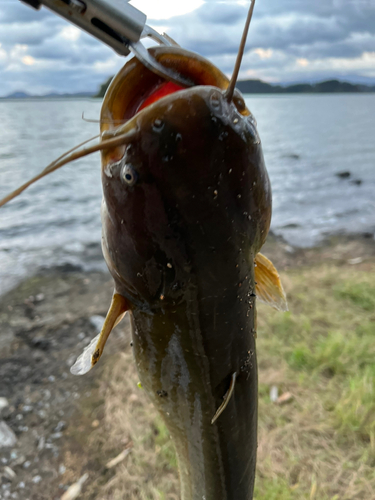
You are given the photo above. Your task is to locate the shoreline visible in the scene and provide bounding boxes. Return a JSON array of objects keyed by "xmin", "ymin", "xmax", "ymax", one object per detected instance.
[
  {"xmin": 1, "ymin": 228, "xmax": 374, "ymax": 300},
  {"xmin": 0, "ymin": 233, "xmax": 374, "ymax": 499}
]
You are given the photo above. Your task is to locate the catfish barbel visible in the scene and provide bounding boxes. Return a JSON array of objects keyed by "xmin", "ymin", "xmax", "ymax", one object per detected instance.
[{"xmin": 0, "ymin": 2, "xmax": 287, "ymax": 499}]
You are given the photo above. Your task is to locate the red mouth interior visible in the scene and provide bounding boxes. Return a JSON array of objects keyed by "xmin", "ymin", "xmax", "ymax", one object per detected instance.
[{"xmin": 137, "ymin": 81, "xmax": 184, "ymax": 113}]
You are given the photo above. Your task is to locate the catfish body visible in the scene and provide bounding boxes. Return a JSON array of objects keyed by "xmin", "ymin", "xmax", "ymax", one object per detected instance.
[{"xmin": 100, "ymin": 53, "xmax": 271, "ymax": 499}]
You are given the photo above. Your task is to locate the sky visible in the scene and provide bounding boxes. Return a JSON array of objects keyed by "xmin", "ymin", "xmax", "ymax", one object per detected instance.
[{"xmin": 0, "ymin": 0, "xmax": 375, "ymax": 96}]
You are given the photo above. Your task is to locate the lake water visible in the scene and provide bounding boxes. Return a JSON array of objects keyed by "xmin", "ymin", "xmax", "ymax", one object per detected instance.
[{"xmin": 0, "ymin": 94, "xmax": 374, "ymax": 294}]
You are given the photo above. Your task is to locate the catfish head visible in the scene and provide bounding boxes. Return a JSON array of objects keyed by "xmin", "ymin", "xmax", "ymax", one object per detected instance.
[{"xmin": 100, "ymin": 47, "xmax": 271, "ymax": 310}]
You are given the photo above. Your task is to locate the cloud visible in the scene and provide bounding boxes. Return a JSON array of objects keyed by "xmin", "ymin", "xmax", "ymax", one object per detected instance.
[{"xmin": 0, "ymin": 0, "xmax": 375, "ymax": 96}]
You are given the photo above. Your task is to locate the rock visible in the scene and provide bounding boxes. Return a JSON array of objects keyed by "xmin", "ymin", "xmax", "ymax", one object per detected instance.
[
  {"xmin": 37, "ymin": 436, "xmax": 45, "ymax": 450},
  {"xmin": 35, "ymin": 293, "xmax": 45, "ymax": 302},
  {"xmin": 55, "ymin": 421, "xmax": 66, "ymax": 432},
  {"xmin": 50, "ymin": 432, "xmax": 63, "ymax": 440},
  {"xmin": 0, "ymin": 398, "xmax": 9, "ymax": 411},
  {"xmin": 3, "ymin": 466, "xmax": 16, "ymax": 480},
  {"xmin": 350, "ymin": 179, "xmax": 362, "ymax": 185},
  {"xmin": 335, "ymin": 171, "xmax": 351, "ymax": 179},
  {"xmin": 282, "ymin": 153, "xmax": 300, "ymax": 160},
  {"xmin": 31, "ymin": 336, "xmax": 50, "ymax": 351},
  {"xmin": 0, "ymin": 421, "xmax": 17, "ymax": 448},
  {"xmin": 284, "ymin": 245, "xmax": 295, "ymax": 254},
  {"xmin": 32, "ymin": 475, "xmax": 42, "ymax": 484},
  {"xmin": 89, "ymin": 315, "xmax": 105, "ymax": 332},
  {"xmin": 348, "ymin": 257, "xmax": 363, "ymax": 265},
  {"xmin": 12, "ymin": 455, "xmax": 26, "ymax": 466}
]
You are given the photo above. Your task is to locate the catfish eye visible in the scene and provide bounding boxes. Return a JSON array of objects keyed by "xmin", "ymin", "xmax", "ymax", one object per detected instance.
[{"xmin": 122, "ymin": 164, "xmax": 138, "ymax": 186}]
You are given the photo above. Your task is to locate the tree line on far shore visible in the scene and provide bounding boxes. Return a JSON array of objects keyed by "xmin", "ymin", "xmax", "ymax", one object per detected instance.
[{"xmin": 95, "ymin": 77, "xmax": 375, "ymax": 98}]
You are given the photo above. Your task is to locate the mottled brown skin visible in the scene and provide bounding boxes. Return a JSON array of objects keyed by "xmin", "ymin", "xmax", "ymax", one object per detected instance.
[{"xmin": 100, "ymin": 47, "xmax": 271, "ymax": 500}]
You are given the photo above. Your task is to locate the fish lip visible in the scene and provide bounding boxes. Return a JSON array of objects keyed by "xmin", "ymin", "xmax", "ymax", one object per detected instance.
[{"xmin": 100, "ymin": 46, "xmax": 251, "ymax": 136}]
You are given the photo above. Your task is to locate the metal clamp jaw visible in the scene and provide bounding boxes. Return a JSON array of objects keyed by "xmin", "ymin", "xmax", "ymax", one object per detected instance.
[{"xmin": 20, "ymin": 0, "xmax": 194, "ymax": 87}]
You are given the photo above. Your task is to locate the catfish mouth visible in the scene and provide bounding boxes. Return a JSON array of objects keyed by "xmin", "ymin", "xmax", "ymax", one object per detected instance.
[
  {"xmin": 135, "ymin": 81, "xmax": 185, "ymax": 116},
  {"xmin": 100, "ymin": 46, "xmax": 250, "ymax": 133}
]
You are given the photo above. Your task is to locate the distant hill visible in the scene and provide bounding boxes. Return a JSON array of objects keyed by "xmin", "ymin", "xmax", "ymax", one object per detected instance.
[
  {"xmin": 3, "ymin": 78, "xmax": 375, "ymax": 100},
  {"xmin": 94, "ymin": 77, "xmax": 375, "ymax": 99},
  {"xmin": 236, "ymin": 79, "xmax": 375, "ymax": 94},
  {"xmin": 6, "ymin": 91, "xmax": 32, "ymax": 99},
  {"xmin": 95, "ymin": 76, "xmax": 114, "ymax": 98},
  {"xmin": 1, "ymin": 91, "xmax": 94, "ymax": 100}
]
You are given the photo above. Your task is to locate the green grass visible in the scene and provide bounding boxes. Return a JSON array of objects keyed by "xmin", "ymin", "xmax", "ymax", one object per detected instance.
[{"xmin": 255, "ymin": 262, "xmax": 375, "ymax": 499}]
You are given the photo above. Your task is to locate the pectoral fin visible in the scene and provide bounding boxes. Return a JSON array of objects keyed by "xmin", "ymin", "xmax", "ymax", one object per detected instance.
[
  {"xmin": 255, "ymin": 253, "xmax": 288, "ymax": 312},
  {"xmin": 70, "ymin": 293, "xmax": 130, "ymax": 376}
]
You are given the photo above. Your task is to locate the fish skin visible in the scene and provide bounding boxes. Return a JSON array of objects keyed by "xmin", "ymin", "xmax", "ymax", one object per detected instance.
[{"xmin": 100, "ymin": 50, "xmax": 271, "ymax": 500}]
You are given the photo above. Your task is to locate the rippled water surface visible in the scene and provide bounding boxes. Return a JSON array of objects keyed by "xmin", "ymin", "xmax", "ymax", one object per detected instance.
[{"xmin": 0, "ymin": 94, "xmax": 374, "ymax": 293}]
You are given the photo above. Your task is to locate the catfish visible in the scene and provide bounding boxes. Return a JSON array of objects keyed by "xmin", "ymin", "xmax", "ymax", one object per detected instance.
[{"xmin": 0, "ymin": 2, "xmax": 287, "ymax": 498}]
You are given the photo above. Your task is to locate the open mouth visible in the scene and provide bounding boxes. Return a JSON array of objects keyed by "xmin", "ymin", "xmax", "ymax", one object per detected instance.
[
  {"xmin": 137, "ymin": 81, "xmax": 184, "ymax": 113},
  {"xmin": 100, "ymin": 46, "xmax": 236, "ymax": 126}
]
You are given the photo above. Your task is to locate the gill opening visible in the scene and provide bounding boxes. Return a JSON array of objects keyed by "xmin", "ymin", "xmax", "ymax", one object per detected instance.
[{"xmin": 225, "ymin": 0, "xmax": 256, "ymax": 103}]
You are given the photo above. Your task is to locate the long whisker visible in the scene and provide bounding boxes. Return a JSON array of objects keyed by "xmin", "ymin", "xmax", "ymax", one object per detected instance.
[
  {"xmin": 225, "ymin": 0, "xmax": 256, "ymax": 102},
  {"xmin": 81, "ymin": 112, "xmax": 129, "ymax": 125},
  {"xmin": 47, "ymin": 134, "xmax": 101, "ymax": 170},
  {"xmin": 0, "ymin": 131, "xmax": 135, "ymax": 208}
]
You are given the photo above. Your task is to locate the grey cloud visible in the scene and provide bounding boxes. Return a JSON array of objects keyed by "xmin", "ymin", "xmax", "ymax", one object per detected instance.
[
  {"xmin": 0, "ymin": 1, "xmax": 53, "ymax": 23},
  {"xmin": 0, "ymin": 20, "xmax": 62, "ymax": 47},
  {"xmin": 1, "ymin": 0, "xmax": 375, "ymax": 97},
  {"xmin": 199, "ymin": 3, "xmax": 247, "ymax": 25}
]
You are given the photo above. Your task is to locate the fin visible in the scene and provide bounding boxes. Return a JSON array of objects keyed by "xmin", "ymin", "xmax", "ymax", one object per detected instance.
[
  {"xmin": 254, "ymin": 253, "xmax": 288, "ymax": 312},
  {"xmin": 211, "ymin": 372, "xmax": 237, "ymax": 425},
  {"xmin": 70, "ymin": 293, "xmax": 129, "ymax": 376}
]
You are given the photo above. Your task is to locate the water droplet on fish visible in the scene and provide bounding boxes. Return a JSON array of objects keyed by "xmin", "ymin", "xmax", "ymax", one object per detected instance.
[
  {"xmin": 228, "ymin": 168, "xmax": 232, "ymax": 174},
  {"xmin": 248, "ymin": 215, "xmax": 252, "ymax": 221},
  {"xmin": 167, "ymin": 263, "xmax": 172, "ymax": 269},
  {"xmin": 213, "ymin": 190, "xmax": 218, "ymax": 198},
  {"xmin": 153, "ymin": 119, "xmax": 164, "ymax": 131},
  {"xmin": 121, "ymin": 219, "xmax": 124, "ymax": 224},
  {"xmin": 160, "ymin": 294, "xmax": 165, "ymax": 300},
  {"xmin": 237, "ymin": 194, "xmax": 242, "ymax": 199},
  {"xmin": 233, "ymin": 118, "xmax": 239, "ymax": 124},
  {"xmin": 176, "ymin": 133, "xmax": 182, "ymax": 142}
]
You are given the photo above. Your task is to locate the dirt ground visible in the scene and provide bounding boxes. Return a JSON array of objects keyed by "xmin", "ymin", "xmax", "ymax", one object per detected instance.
[{"xmin": 0, "ymin": 233, "xmax": 374, "ymax": 500}]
